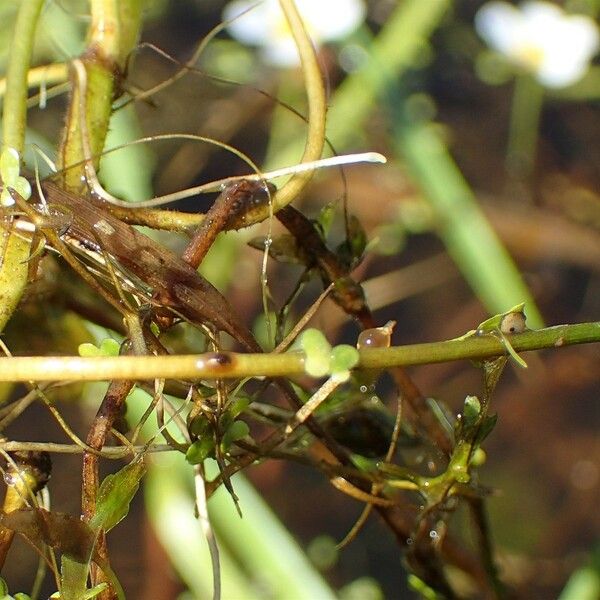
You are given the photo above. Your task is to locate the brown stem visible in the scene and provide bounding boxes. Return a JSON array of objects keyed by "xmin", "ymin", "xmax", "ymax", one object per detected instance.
[
  {"xmin": 181, "ymin": 180, "xmax": 272, "ymax": 269},
  {"xmin": 81, "ymin": 378, "xmax": 134, "ymax": 591},
  {"xmin": 275, "ymin": 205, "xmax": 454, "ymax": 456}
]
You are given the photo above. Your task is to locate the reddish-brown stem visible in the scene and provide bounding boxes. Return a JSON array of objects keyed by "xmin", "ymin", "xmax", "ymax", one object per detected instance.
[{"xmin": 82, "ymin": 378, "xmax": 134, "ymax": 593}]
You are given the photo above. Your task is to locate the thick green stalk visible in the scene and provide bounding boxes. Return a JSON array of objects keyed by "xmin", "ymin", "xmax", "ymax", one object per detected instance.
[
  {"xmin": 0, "ymin": 0, "xmax": 45, "ymax": 333},
  {"xmin": 2, "ymin": 0, "xmax": 45, "ymax": 151},
  {"xmin": 270, "ymin": 0, "xmax": 327, "ymax": 212},
  {"xmin": 58, "ymin": 0, "xmax": 142, "ymax": 190},
  {"xmin": 240, "ymin": 0, "xmax": 326, "ymax": 225},
  {"xmin": 0, "ymin": 322, "xmax": 596, "ymax": 381},
  {"xmin": 506, "ymin": 74, "xmax": 544, "ymax": 183}
]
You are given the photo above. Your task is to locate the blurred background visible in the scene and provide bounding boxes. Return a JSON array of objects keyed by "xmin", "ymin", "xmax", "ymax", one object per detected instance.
[{"xmin": 0, "ymin": 0, "xmax": 599, "ymax": 598}]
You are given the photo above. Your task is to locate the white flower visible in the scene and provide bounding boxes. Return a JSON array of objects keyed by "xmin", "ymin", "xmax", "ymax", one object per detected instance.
[
  {"xmin": 223, "ymin": 0, "xmax": 367, "ymax": 67},
  {"xmin": 475, "ymin": 1, "xmax": 599, "ymax": 88}
]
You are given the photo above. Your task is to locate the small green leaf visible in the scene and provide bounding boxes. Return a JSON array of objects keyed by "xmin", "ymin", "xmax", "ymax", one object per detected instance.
[
  {"xmin": 221, "ymin": 420, "xmax": 250, "ymax": 451},
  {"xmin": 229, "ymin": 396, "xmax": 252, "ymax": 419},
  {"xmin": 499, "ymin": 331, "xmax": 528, "ymax": 368},
  {"xmin": 317, "ymin": 203, "xmax": 336, "ymax": 236},
  {"xmin": 337, "ymin": 215, "xmax": 367, "ymax": 266},
  {"xmin": 188, "ymin": 416, "xmax": 211, "ymax": 439},
  {"xmin": 307, "ymin": 535, "xmax": 338, "ymax": 571},
  {"xmin": 185, "ymin": 437, "xmax": 215, "ymax": 464},
  {"xmin": 299, "ymin": 329, "xmax": 332, "ymax": 378},
  {"xmin": 248, "ymin": 234, "xmax": 306, "ymax": 264},
  {"xmin": 476, "ymin": 303, "xmax": 526, "ymax": 335},
  {"xmin": 78, "ymin": 338, "xmax": 120, "ymax": 358},
  {"xmin": 0, "ymin": 148, "xmax": 31, "ymax": 206},
  {"xmin": 99, "ymin": 338, "xmax": 121, "ymax": 357},
  {"xmin": 330, "ymin": 345, "xmax": 359, "ymax": 372},
  {"xmin": 90, "ymin": 460, "xmax": 146, "ymax": 532},
  {"xmin": 470, "ymin": 448, "xmax": 487, "ymax": 467},
  {"xmin": 78, "ymin": 343, "xmax": 100, "ymax": 357},
  {"xmin": 299, "ymin": 329, "xmax": 331, "ymax": 354},
  {"xmin": 82, "ymin": 584, "xmax": 109, "ymax": 599}
]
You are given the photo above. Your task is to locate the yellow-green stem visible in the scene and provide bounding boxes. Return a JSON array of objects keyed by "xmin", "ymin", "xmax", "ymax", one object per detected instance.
[
  {"xmin": 0, "ymin": 0, "xmax": 45, "ymax": 332},
  {"xmin": 0, "ymin": 322, "xmax": 596, "ymax": 382},
  {"xmin": 243, "ymin": 0, "xmax": 327, "ymax": 224},
  {"xmin": 2, "ymin": 0, "xmax": 45, "ymax": 152}
]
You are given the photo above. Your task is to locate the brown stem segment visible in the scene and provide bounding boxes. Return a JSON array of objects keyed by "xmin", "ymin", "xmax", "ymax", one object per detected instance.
[
  {"xmin": 38, "ymin": 180, "xmax": 260, "ymax": 352},
  {"xmin": 182, "ymin": 180, "xmax": 272, "ymax": 269},
  {"xmin": 275, "ymin": 205, "xmax": 453, "ymax": 455},
  {"xmin": 81, "ymin": 378, "xmax": 134, "ymax": 591}
]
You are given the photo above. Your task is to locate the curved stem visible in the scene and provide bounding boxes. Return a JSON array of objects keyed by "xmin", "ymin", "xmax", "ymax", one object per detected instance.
[{"xmin": 242, "ymin": 0, "xmax": 327, "ymax": 225}]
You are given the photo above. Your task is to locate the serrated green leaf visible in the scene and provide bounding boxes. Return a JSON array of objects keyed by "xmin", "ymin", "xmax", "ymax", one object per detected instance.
[{"xmin": 90, "ymin": 460, "xmax": 145, "ymax": 532}]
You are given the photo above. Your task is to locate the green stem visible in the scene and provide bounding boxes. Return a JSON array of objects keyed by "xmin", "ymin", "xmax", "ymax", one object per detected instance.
[
  {"xmin": 243, "ymin": 0, "xmax": 326, "ymax": 224},
  {"xmin": 58, "ymin": 0, "xmax": 142, "ymax": 190},
  {"xmin": 506, "ymin": 74, "xmax": 544, "ymax": 186},
  {"xmin": 0, "ymin": 322, "xmax": 596, "ymax": 381},
  {"xmin": 0, "ymin": 0, "xmax": 45, "ymax": 333},
  {"xmin": 1, "ymin": 0, "xmax": 45, "ymax": 152}
]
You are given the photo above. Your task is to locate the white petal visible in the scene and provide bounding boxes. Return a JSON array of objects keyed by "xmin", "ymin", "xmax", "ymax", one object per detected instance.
[
  {"xmin": 520, "ymin": 1, "xmax": 564, "ymax": 26},
  {"xmin": 475, "ymin": 2, "xmax": 527, "ymax": 56},
  {"xmin": 476, "ymin": 0, "xmax": 600, "ymax": 87},
  {"xmin": 223, "ymin": 0, "xmax": 366, "ymax": 58},
  {"xmin": 536, "ymin": 61, "xmax": 588, "ymax": 87},
  {"xmin": 223, "ymin": 1, "xmax": 275, "ymax": 45},
  {"xmin": 294, "ymin": 0, "xmax": 366, "ymax": 41}
]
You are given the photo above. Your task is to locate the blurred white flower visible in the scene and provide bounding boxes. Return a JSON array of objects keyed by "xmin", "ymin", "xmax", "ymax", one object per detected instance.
[
  {"xmin": 475, "ymin": 1, "xmax": 599, "ymax": 88},
  {"xmin": 223, "ymin": 0, "xmax": 367, "ymax": 67}
]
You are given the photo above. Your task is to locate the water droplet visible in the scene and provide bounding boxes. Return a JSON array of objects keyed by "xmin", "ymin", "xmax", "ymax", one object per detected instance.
[
  {"xmin": 429, "ymin": 530, "xmax": 438, "ymax": 539},
  {"xmin": 357, "ymin": 321, "xmax": 395, "ymax": 349},
  {"xmin": 360, "ymin": 385, "xmax": 368, "ymax": 393},
  {"xmin": 406, "ymin": 537, "xmax": 413, "ymax": 545}
]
